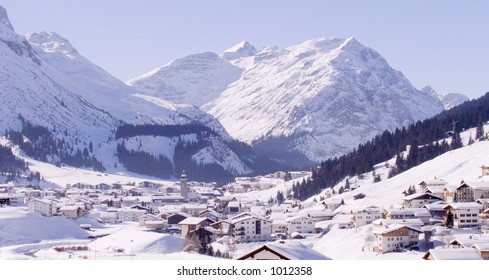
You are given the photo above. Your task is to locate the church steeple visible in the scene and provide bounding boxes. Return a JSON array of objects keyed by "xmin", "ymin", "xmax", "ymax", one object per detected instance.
[{"xmin": 180, "ymin": 170, "xmax": 188, "ymax": 200}]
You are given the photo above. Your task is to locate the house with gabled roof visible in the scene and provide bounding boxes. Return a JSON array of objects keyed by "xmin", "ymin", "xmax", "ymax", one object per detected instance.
[
  {"xmin": 443, "ymin": 203, "xmax": 483, "ymax": 228},
  {"xmin": 235, "ymin": 241, "xmax": 331, "ymax": 260},
  {"xmin": 179, "ymin": 217, "xmax": 213, "ymax": 237},
  {"xmin": 372, "ymin": 225, "xmax": 422, "ymax": 254},
  {"xmin": 402, "ymin": 193, "xmax": 443, "ymax": 209},
  {"xmin": 422, "ymin": 248, "xmax": 483, "ymax": 260},
  {"xmin": 455, "ymin": 181, "xmax": 489, "ymax": 202},
  {"xmin": 285, "ymin": 215, "xmax": 315, "ymax": 236}
]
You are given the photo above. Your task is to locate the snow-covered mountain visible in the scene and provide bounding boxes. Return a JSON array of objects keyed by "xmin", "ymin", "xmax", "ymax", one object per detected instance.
[
  {"xmin": 130, "ymin": 37, "xmax": 445, "ymax": 162},
  {"xmin": 421, "ymin": 86, "xmax": 469, "ymax": 110},
  {"xmin": 0, "ymin": 6, "xmax": 266, "ymax": 181},
  {"xmin": 127, "ymin": 52, "xmax": 243, "ymax": 108}
]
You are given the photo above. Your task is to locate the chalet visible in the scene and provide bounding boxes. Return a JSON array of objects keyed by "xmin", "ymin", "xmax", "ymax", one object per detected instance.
[
  {"xmin": 443, "ymin": 203, "xmax": 483, "ymax": 228},
  {"xmin": 59, "ymin": 205, "xmax": 84, "ymax": 219},
  {"xmin": 210, "ymin": 220, "xmax": 233, "ymax": 237},
  {"xmin": 138, "ymin": 214, "xmax": 163, "ymax": 226},
  {"xmin": 198, "ymin": 209, "xmax": 222, "ymax": 222},
  {"xmin": 422, "ymin": 248, "xmax": 483, "ymax": 260},
  {"xmin": 476, "ymin": 198, "xmax": 489, "ymax": 210},
  {"xmin": 351, "ymin": 206, "xmax": 384, "ymax": 228},
  {"xmin": 236, "ymin": 241, "xmax": 331, "ymax": 260},
  {"xmin": 402, "ymin": 193, "xmax": 443, "ymax": 208},
  {"xmin": 306, "ymin": 209, "xmax": 335, "ymax": 222},
  {"xmin": 182, "ymin": 204, "xmax": 207, "ymax": 217},
  {"xmin": 419, "ymin": 178, "xmax": 448, "ymax": 191},
  {"xmin": 285, "ymin": 215, "xmax": 315, "ymax": 235},
  {"xmin": 179, "ymin": 217, "xmax": 213, "ymax": 237},
  {"xmin": 443, "ymin": 185, "xmax": 458, "ymax": 203},
  {"xmin": 471, "ymin": 243, "xmax": 489, "ymax": 260},
  {"xmin": 372, "ymin": 225, "xmax": 422, "ymax": 254},
  {"xmin": 455, "ymin": 181, "xmax": 489, "ymax": 202},
  {"xmin": 422, "ymin": 201, "xmax": 447, "ymax": 221},
  {"xmin": 385, "ymin": 208, "xmax": 431, "ymax": 224},
  {"xmin": 168, "ymin": 213, "xmax": 191, "ymax": 228},
  {"xmin": 372, "ymin": 218, "xmax": 424, "ymax": 228},
  {"xmin": 187, "ymin": 227, "xmax": 220, "ymax": 245}
]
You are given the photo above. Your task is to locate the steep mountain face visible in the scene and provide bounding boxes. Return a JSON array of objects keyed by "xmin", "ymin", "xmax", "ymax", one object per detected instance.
[
  {"xmin": 130, "ymin": 37, "xmax": 445, "ymax": 162},
  {"xmin": 422, "ymin": 86, "xmax": 469, "ymax": 110},
  {"xmin": 127, "ymin": 52, "xmax": 243, "ymax": 107},
  {"xmin": 0, "ymin": 6, "xmax": 267, "ymax": 182},
  {"xmin": 0, "ymin": 7, "xmax": 115, "ymax": 144}
]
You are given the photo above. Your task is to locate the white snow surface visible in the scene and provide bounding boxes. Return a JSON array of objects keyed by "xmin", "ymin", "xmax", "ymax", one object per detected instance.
[
  {"xmin": 129, "ymin": 37, "xmax": 445, "ymax": 161},
  {"xmin": 422, "ymin": 86, "xmax": 469, "ymax": 110}
]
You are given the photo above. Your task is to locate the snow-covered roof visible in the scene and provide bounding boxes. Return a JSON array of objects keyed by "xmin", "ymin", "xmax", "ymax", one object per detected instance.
[
  {"xmin": 59, "ymin": 205, "xmax": 80, "ymax": 211},
  {"xmin": 371, "ymin": 224, "xmax": 422, "ymax": 235},
  {"xmin": 403, "ymin": 192, "xmax": 443, "ymax": 201},
  {"xmin": 460, "ymin": 181, "xmax": 489, "ymax": 190},
  {"xmin": 236, "ymin": 240, "xmax": 331, "ymax": 260},
  {"xmin": 386, "ymin": 208, "xmax": 431, "ymax": 216},
  {"xmin": 423, "ymin": 248, "xmax": 483, "ymax": 260},
  {"xmin": 372, "ymin": 218, "xmax": 424, "ymax": 227},
  {"xmin": 443, "ymin": 202, "xmax": 484, "ymax": 210},
  {"xmin": 178, "ymin": 217, "xmax": 208, "ymax": 225}
]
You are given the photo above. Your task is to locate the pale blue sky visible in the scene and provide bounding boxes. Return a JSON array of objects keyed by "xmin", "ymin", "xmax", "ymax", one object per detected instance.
[{"xmin": 1, "ymin": 0, "xmax": 488, "ymax": 98}]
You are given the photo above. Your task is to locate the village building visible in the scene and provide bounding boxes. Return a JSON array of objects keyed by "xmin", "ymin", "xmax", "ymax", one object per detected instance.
[
  {"xmin": 182, "ymin": 204, "xmax": 207, "ymax": 217},
  {"xmin": 351, "ymin": 206, "xmax": 384, "ymax": 227},
  {"xmin": 285, "ymin": 215, "xmax": 316, "ymax": 235},
  {"xmin": 236, "ymin": 241, "xmax": 330, "ymax": 260},
  {"xmin": 419, "ymin": 178, "xmax": 448, "ymax": 191},
  {"xmin": 443, "ymin": 203, "xmax": 483, "ymax": 228},
  {"xmin": 138, "ymin": 214, "xmax": 163, "ymax": 226},
  {"xmin": 455, "ymin": 181, "xmax": 489, "ymax": 202},
  {"xmin": 167, "ymin": 213, "xmax": 191, "ymax": 229},
  {"xmin": 99, "ymin": 211, "xmax": 117, "ymax": 224},
  {"xmin": 59, "ymin": 205, "xmax": 84, "ymax": 219},
  {"xmin": 232, "ymin": 214, "xmax": 272, "ymax": 242},
  {"xmin": 27, "ymin": 198, "xmax": 57, "ymax": 217},
  {"xmin": 443, "ymin": 185, "xmax": 458, "ymax": 203},
  {"xmin": 385, "ymin": 208, "xmax": 431, "ymax": 224},
  {"xmin": 372, "ymin": 225, "xmax": 422, "ymax": 254},
  {"xmin": 305, "ymin": 209, "xmax": 336, "ymax": 222},
  {"xmin": 402, "ymin": 193, "xmax": 443, "ymax": 208},
  {"xmin": 422, "ymin": 201, "xmax": 447, "ymax": 222},
  {"xmin": 179, "ymin": 217, "xmax": 213, "ymax": 237},
  {"xmin": 422, "ymin": 248, "xmax": 483, "ymax": 260},
  {"xmin": 116, "ymin": 208, "xmax": 146, "ymax": 222}
]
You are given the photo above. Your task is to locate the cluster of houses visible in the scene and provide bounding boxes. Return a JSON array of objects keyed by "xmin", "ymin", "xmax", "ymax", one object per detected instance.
[
  {"xmin": 3, "ymin": 164, "xmax": 489, "ymax": 260},
  {"xmin": 347, "ymin": 165, "xmax": 489, "ymax": 258}
]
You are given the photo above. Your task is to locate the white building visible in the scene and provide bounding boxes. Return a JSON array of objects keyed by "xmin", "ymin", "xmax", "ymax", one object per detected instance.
[
  {"xmin": 232, "ymin": 215, "xmax": 271, "ymax": 242},
  {"xmin": 99, "ymin": 212, "xmax": 117, "ymax": 224},
  {"xmin": 351, "ymin": 206, "xmax": 384, "ymax": 227},
  {"xmin": 443, "ymin": 202, "xmax": 483, "ymax": 228},
  {"xmin": 138, "ymin": 214, "xmax": 163, "ymax": 226},
  {"xmin": 385, "ymin": 208, "xmax": 431, "ymax": 224},
  {"xmin": 117, "ymin": 208, "xmax": 146, "ymax": 222},
  {"xmin": 402, "ymin": 193, "xmax": 443, "ymax": 208},
  {"xmin": 27, "ymin": 198, "xmax": 57, "ymax": 217},
  {"xmin": 59, "ymin": 205, "xmax": 84, "ymax": 219},
  {"xmin": 285, "ymin": 215, "xmax": 315, "ymax": 235},
  {"xmin": 372, "ymin": 225, "xmax": 422, "ymax": 254}
]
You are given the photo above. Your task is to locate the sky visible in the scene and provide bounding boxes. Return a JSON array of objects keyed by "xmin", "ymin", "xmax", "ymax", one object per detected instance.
[{"xmin": 1, "ymin": 0, "xmax": 488, "ymax": 98}]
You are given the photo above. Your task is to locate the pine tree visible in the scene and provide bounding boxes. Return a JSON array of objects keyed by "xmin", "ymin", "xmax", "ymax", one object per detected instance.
[
  {"xmin": 445, "ymin": 210, "xmax": 454, "ymax": 228},
  {"xmin": 476, "ymin": 122, "xmax": 485, "ymax": 140}
]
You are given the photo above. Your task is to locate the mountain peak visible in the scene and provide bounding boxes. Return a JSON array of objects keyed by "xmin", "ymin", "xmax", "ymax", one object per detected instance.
[
  {"xmin": 0, "ymin": 6, "xmax": 14, "ymax": 31},
  {"xmin": 221, "ymin": 40, "xmax": 257, "ymax": 60},
  {"xmin": 421, "ymin": 86, "xmax": 440, "ymax": 98},
  {"xmin": 26, "ymin": 31, "xmax": 79, "ymax": 58}
]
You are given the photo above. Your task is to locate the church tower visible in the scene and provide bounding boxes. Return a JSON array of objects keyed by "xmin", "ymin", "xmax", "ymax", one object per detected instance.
[{"xmin": 180, "ymin": 170, "xmax": 188, "ymax": 200}]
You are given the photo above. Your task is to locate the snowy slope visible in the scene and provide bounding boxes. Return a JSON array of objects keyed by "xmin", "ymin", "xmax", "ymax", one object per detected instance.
[
  {"xmin": 208, "ymin": 37, "xmax": 444, "ymax": 161},
  {"xmin": 127, "ymin": 52, "xmax": 243, "ymax": 107},
  {"xmin": 0, "ymin": 5, "xmax": 257, "ymax": 179}
]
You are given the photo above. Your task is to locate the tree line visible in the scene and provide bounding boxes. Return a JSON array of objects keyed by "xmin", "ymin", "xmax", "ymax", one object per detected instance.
[{"xmin": 293, "ymin": 92, "xmax": 489, "ymax": 201}]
